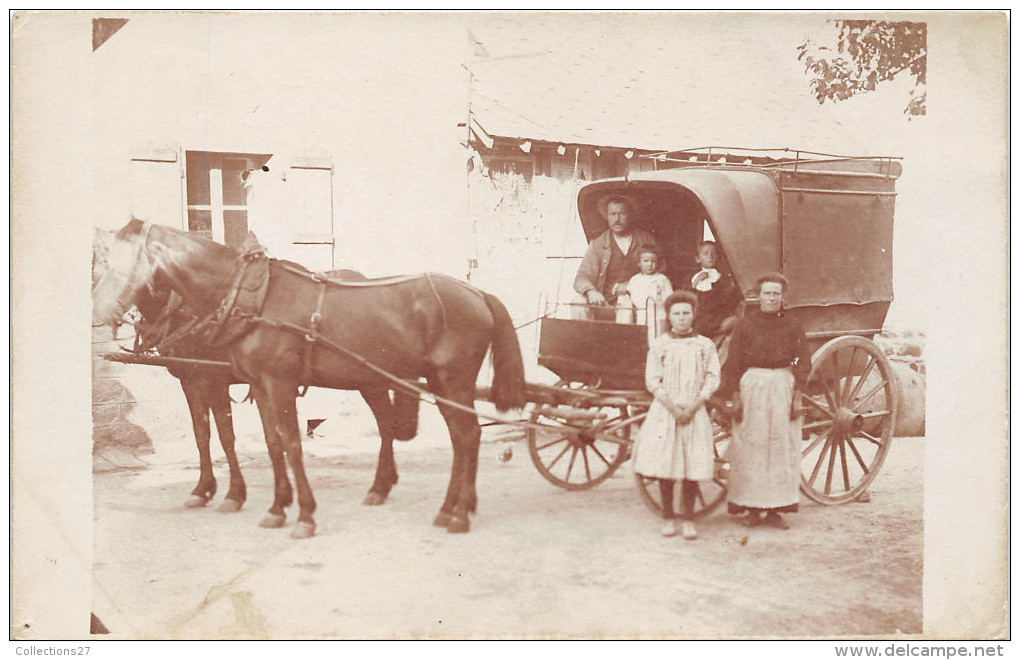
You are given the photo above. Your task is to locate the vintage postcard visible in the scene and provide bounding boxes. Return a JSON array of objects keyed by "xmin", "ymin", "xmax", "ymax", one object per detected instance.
[{"xmin": 10, "ymin": 11, "xmax": 1008, "ymax": 642}]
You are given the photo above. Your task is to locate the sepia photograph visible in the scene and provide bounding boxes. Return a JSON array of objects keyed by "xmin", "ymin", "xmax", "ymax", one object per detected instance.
[{"xmin": 10, "ymin": 11, "xmax": 1008, "ymax": 642}]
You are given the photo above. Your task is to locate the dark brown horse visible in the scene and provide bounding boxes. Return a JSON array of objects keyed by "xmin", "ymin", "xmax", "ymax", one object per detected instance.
[
  {"xmin": 94, "ymin": 229, "xmax": 419, "ymax": 511},
  {"xmin": 92, "ymin": 219, "xmax": 525, "ymax": 537},
  {"xmin": 133, "ymin": 286, "xmax": 249, "ymax": 511}
]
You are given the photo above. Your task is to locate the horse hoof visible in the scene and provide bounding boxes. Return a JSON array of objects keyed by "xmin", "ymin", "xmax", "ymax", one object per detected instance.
[
  {"xmin": 291, "ymin": 521, "xmax": 316, "ymax": 539},
  {"xmin": 259, "ymin": 513, "xmax": 286, "ymax": 529},
  {"xmin": 433, "ymin": 512, "xmax": 453, "ymax": 528},
  {"xmin": 446, "ymin": 516, "xmax": 470, "ymax": 534},
  {"xmin": 363, "ymin": 492, "xmax": 387, "ymax": 506},
  {"xmin": 184, "ymin": 495, "xmax": 210, "ymax": 509},
  {"xmin": 217, "ymin": 499, "xmax": 243, "ymax": 513}
]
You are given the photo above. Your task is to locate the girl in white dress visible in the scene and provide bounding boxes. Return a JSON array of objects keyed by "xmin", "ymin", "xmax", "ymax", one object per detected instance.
[
  {"xmin": 616, "ymin": 246, "xmax": 673, "ymax": 335},
  {"xmin": 633, "ymin": 290, "xmax": 721, "ymax": 540}
]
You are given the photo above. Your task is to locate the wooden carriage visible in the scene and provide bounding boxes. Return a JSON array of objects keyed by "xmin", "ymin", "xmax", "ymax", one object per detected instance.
[{"xmin": 527, "ymin": 148, "xmax": 903, "ymax": 516}]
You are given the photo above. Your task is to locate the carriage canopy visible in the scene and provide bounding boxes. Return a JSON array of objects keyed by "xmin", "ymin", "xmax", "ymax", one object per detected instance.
[
  {"xmin": 578, "ymin": 169, "xmax": 780, "ymax": 299},
  {"xmin": 575, "ymin": 157, "xmax": 900, "ymax": 311}
]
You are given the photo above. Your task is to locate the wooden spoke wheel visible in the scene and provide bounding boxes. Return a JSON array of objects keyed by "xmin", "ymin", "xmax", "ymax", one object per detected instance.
[
  {"xmin": 526, "ymin": 394, "xmax": 633, "ymax": 491},
  {"xmin": 799, "ymin": 336, "xmax": 901, "ymax": 505},
  {"xmin": 635, "ymin": 408, "xmax": 732, "ymax": 519}
]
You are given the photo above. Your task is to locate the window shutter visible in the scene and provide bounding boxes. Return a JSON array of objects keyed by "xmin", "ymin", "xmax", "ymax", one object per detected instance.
[
  {"xmin": 129, "ymin": 147, "xmax": 184, "ymax": 229},
  {"xmin": 286, "ymin": 157, "xmax": 335, "ymax": 271}
]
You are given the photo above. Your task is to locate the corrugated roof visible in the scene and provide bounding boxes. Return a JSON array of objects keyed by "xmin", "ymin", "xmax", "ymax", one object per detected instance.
[{"xmin": 467, "ymin": 17, "xmax": 870, "ymax": 155}]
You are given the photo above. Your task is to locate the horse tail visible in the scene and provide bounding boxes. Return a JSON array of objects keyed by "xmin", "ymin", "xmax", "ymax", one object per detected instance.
[
  {"xmin": 392, "ymin": 390, "xmax": 420, "ymax": 441},
  {"xmin": 482, "ymin": 292, "xmax": 526, "ymax": 412}
]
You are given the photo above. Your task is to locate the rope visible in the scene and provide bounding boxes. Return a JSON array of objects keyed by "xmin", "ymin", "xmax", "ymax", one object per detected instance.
[
  {"xmin": 135, "ymin": 221, "xmax": 248, "ymax": 355},
  {"xmin": 231, "ymin": 312, "xmax": 630, "ymax": 437},
  {"xmin": 142, "ymin": 315, "xmax": 214, "ymax": 355},
  {"xmin": 128, "ymin": 225, "xmax": 641, "ymax": 438},
  {"xmin": 512, "ymin": 315, "xmax": 545, "ymax": 331}
]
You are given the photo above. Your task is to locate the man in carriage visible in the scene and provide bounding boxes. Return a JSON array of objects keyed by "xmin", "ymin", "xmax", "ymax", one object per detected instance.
[
  {"xmin": 571, "ymin": 193, "xmax": 740, "ymax": 349},
  {"xmin": 572, "ymin": 194, "xmax": 659, "ymax": 321}
]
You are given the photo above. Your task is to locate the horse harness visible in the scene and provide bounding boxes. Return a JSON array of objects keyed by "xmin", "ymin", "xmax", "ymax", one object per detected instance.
[
  {"xmin": 138, "ymin": 247, "xmax": 470, "ymax": 398},
  {"xmin": 125, "ymin": 229, "xmax": 599, "ymax": 437}
]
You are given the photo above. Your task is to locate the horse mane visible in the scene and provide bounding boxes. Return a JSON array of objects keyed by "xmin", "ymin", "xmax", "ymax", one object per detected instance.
[
  {"xmin": 121, "ymin": 217, "xmax": 238, "ymax": 256},
  {"xmin": 136, "ymin": 219, "xmax": 239, "ymax": 280}
]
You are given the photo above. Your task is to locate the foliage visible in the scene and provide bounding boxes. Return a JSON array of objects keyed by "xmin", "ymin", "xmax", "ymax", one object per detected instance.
[{"xmin": 797, "ymin": 20, "xmax": 927, "ymax": 118}]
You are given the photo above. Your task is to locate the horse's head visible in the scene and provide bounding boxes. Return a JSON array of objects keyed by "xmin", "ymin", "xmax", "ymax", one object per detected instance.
[{"xmin": 91, "ymin": 218, "xmax": 158, "ymax": 326}]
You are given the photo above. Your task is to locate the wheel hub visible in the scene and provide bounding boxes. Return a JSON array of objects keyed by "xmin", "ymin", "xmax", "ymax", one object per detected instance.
[
  {"xmin": 573, "ymin": 432, "xmax": 595, "ymax": 447},
  {"xmin": 832, "ymin": 407, "xmax": 864, "ymax": 439}
]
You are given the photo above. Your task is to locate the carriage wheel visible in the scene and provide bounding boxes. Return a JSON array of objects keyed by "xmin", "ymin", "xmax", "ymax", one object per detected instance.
[
  {"xmin": 799, "ymin": 336, "xmax": 901, "ymax": 505},
  {"xmin": 634, "ymin": 410, "xmax": 731, "ymax": 519},
  {"xmin": 526, "ymin": 398, "xmax": 632, "ymax": 491}
]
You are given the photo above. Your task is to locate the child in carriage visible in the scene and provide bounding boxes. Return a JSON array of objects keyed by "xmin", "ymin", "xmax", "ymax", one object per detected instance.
[
  {"xmin": 616, "ymin": 245, "xmax": 673, "ymax": 335},
  {"xmin": 689, "ymin": 241, "xmax": 741, "ymax": 338},
  {"xmin": 633, "ymin": 290, "xmax": 721, "ymax": 540}
]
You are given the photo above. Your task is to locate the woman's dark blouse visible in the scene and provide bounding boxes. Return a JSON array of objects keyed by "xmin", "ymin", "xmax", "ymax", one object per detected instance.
[{"xmin": 719, "ymin": 308, "xmax": 812, "ymax": 396}]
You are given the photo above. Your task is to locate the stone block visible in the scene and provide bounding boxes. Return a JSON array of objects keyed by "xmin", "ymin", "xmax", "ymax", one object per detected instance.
[{"xmin": 92, "ymin": 421, "xmax": 152, "ymax": 453}]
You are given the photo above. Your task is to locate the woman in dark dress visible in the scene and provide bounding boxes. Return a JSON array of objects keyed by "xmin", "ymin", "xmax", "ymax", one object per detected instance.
[{"xmin": 718, "ymin": 273, "xmax": 812, "ymax": 529}]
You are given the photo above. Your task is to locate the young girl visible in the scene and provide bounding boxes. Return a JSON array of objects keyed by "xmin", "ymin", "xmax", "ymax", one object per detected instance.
[
  {"xmin": 616, "ymin": 245, "xmax": 673, "ymax": 335},
  {"xmin": 633, "ymin": 291, "xmax": 721, "ymax": 540}
]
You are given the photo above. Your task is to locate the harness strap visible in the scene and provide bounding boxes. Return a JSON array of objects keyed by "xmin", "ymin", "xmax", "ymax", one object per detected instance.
[
  {"xmin": 232, "ymin": 312, "xmax": 616, "ymax": 436},
  {"xmin": 297, "ymin": 278, "xmax": 329, "ymax": 397},
  {"xmin": 273, "ymin": 260, "xmax": 426, "ymax": 288},
  {"xmin": 135, "ymin": 293, "xmax": 190, "ymax": 352},
  {"xmin": 272, "ymin": 260, "xmax": 487, "ymax": 304},
  {"xmin": 138, "ymin": 221, "xmax": 155, "ymax": 260},
  {"xmin": 425, "ymin": 273, "xmax": 448, "ymax": 331},
  {"xmin": 136, "ymin": 251, "xmax": 253, "ymax": 356},
  {"xmin": 204, "ymin": 255, "xmax": 257, "ymax": 346}
]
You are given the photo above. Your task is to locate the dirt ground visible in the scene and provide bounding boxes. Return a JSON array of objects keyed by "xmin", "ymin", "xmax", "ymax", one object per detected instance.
[{"xmin": 92, "ymin": 388, "xmax": 923, "ymax": 640}]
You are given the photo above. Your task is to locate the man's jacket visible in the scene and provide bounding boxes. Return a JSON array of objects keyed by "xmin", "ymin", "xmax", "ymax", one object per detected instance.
[{"xmin": 573, "ymin": 227, "xmax": 659, "ymax": 296}]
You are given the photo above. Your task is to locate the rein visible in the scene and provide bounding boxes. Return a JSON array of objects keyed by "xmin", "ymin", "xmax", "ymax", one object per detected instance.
[
  {"xmin": 227, "ymin": 310, "xmax": 608, "ymax": 436},
  {"xmin": 272, "ymin": 261, "xmax": 445, "ymax": 289},
  {"xmin": 131, "ymin": 224, "xmax": 256, "ymax": 357},
  {"xmin": 262, "ymin": 264, "xmax": 460, "ymax": 395},
  {"xmin": 127, "ymin": 232, "xmax": 575, "ymax": 432},
  {"xmin": 133, "ymin": 292, "xmax": 189, "ymax": 352}
]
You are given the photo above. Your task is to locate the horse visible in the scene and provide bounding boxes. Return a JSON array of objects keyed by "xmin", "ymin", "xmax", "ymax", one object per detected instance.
[
  {"xmin": 92, "ymin": 218, "xmax": 526, "ymax": 537},
  {"xmin": 92, "ymin": 229, "xmax": 420, "ymax": 511}
]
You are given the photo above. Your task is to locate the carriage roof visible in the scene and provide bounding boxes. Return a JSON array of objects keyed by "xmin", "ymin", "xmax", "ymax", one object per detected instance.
[{"xmin": 576, "ymin": 149, "xmax": 902, "ymax": 312}]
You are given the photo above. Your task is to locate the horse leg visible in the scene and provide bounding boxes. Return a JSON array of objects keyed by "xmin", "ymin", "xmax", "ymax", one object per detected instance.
[
  {"xmin": 264, "ymin": 379, "xmax": 317, "ymax": 539},
  {"xmin": 432, "ymin": 436, "xmax": 464, "ymax": 530},
  {"xmin": 209, "ymin": 379, "xmax": 246, "ymax": 512},
  {"xmin": 439, "ymin": 405, "xmax": 481, "ymax": 533},
  {"xmin": 430, "ymin": 377, "xmax": 481, "ymax": 533},
  {"xmin": 252, "ymin": 385, "xmax": 291, "ymax": 529},
  {"xmin": 361, "ymin": 386, "xmax": 398, "ymax": 506},
  {"xmin": 180, "ymin": 379, "xmax": 216, "ymax": 508}
]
